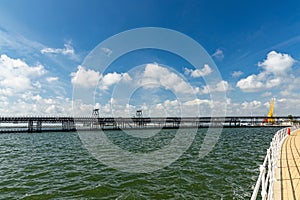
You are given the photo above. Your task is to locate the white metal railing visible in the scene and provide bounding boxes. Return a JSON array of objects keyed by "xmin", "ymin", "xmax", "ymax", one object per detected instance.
[{"xmin": 251, "ymin": 126, "xmax": 300, "ymax": 200}]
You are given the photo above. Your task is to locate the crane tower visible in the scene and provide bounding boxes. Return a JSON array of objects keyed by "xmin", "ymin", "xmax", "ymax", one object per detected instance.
[{"xmin": 267, "ymin": 98, "xmax": 275, "ymax": 124}]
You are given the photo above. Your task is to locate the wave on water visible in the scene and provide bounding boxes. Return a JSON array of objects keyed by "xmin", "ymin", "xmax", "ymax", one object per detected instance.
[{"xmin": 0, "ymin": 127, "xmax": 281, "ymax": 199}]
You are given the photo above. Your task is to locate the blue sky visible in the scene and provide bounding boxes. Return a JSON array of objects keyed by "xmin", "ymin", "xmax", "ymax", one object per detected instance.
[{"xmin": 0, "ymin": 0, "xmax": 300, "ymax": 116}]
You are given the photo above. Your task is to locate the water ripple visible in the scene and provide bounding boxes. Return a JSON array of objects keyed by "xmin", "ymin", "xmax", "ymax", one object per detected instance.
[{"xmin": 0, "ymin": 127, "xmax": 281, "ymax": 199}]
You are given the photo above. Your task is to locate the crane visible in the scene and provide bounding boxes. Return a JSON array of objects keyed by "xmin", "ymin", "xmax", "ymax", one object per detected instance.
[
  {"xmin": 263, "ymin": 98, "xmax": 275, "ymax": 124},
  {"xmin": 267, "ymin": 98, "xmax": 275, "ymax": 123}
]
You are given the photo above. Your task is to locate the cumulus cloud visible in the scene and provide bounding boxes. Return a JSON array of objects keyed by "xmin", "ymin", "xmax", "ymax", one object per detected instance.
[
  {"xmin": 99, "ymin": 72, "xmax": 132, "ymax": 90},
  {"xmin": 258, "ymin": 51, "xmax": 295, "ymax": 75},
  {"xmin": 0, "ymin": 88, "xmax": 74, "ymax": 116},
  {"xmin": 149, "ymin": 99, "xmax": 181, "ymax": 117},
  {"xmin": 0, "ymin": 54, "xmax": 47, "ymax": 92},
  {"xmin": 212, "ymin": 48, "xmax": 224, "ymax": 60},
  {"xmin": 0, "ymin": 55, "xmax": 73, "ymax": 116},
  {"xmin": 237, "ymin": 75, "xmax": 282, "ymax": 92},
  {"xmin": 237, "ymin": 74, "xmax": 264, "ymax": 91},
  {"xmin": 71, "ymin": 66, "xmax": 101, "ymax": 88},
  {"xmin": 70, "ymin": 66, "xmax": 131, "ymax": 90},
  {"xmin": 236, "ymin": 51, "xmax": 296, "ymax": 92},
  {"xmin": 215, "ymin": 80, "xmax": 230, "ymax": 92},
  {"xmin": 84, "ymin": 97, "xmax": 211, "ymax": 117},
  {"xmin": 202, "ymin": 80, "xmax": 230, "ymax": 94},
  {"xmin": 183, "ymin": 98, "xmax": 211, "ymax": 106},
  {"xmin": 141, "ymin": 63, "xmax": 199, "ymax": 94},
  {"xmin": 241, "ymin": 100, "xmax": 261, "ymax": 110},
  {"xmin": 0, "ymin": 88, "xmax": 13, "ymax": 96},
  {"xmin": 184, "ymin": 64, "xmax": 212, "ymax": 78}
]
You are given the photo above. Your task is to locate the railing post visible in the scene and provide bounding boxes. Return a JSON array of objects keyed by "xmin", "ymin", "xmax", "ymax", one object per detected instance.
[
  {"xmin": 260, "ymin": 164, "xmax": 267, "ymax": 199},
  {"xmin": 267, "ymin": 148, "xmax": 272, "ymax": 198}
]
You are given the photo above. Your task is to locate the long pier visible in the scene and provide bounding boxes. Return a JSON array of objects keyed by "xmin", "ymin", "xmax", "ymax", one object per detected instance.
[
  {"xmin": 0, "ymin": 116, "xmax": 298, "ymax": 133},
  {"xmin": 251, "ymin": 126, "xmax": 300, "ymax": 200},
  {"xmin": 274, "ymin": 129, "xmax": 300, "ymax": 199}
]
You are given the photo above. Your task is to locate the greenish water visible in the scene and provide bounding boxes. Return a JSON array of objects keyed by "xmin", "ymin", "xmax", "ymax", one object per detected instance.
[{"xmin": 0, "ymin": 127, "xmax": 282, "ymax": 199}]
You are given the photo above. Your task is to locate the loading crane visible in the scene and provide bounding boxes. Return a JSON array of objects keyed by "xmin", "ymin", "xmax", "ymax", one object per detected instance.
[{"xmin": 263, "ymin": 98, "xmax": 275, "ymax": 124}]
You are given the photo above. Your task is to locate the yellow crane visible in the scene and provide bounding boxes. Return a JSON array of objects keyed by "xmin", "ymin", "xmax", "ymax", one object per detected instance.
[{"xmin": 267, "ymin": 98, "xmax": 275, "ymax": 124}]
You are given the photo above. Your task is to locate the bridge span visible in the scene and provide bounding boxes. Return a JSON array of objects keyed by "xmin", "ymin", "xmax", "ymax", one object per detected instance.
[{"xmin": 0, "ymin": 116, "xmax": 298, "ymax": 133}]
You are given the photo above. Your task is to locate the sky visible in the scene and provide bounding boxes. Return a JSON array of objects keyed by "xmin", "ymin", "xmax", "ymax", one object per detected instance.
[{"xmin": 0, "ymin": 0, "xmax": 300, "ymax": 117}]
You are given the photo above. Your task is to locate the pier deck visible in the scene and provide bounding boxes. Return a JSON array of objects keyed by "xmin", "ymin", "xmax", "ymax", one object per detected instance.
[{"xmin": 274, "ymin": 129, "xmax": 300, "ymax": 199}]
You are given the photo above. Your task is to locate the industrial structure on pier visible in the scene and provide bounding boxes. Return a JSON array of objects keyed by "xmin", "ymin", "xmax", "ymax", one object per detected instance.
[
  {"xmin": 0, "ymin": 98, "xmax": 297, "ymax": 133},
  {"xmin": 0, "ymin": 115, "xmax": 298, "ymax": 133}
]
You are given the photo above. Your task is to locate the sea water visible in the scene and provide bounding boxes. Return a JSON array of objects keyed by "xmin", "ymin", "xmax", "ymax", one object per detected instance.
[{"xmin": 0, "ymin": 127, "xmax": 282, "ymax": 199}]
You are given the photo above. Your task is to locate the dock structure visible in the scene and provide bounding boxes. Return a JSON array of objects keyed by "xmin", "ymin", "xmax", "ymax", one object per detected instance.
[
  {"xmin": 0, "ymin": 116, "xmax": 298, "ymax": 133},
  {"xmin": 251, "ymin": 126, "xmax": 300, "ymax": 200},
  {"xmin": 274, "ymin": 129, "xmax": 300, "ymax": 199}
]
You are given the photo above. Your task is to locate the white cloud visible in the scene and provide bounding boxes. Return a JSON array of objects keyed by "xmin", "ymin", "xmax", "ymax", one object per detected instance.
[
  {"xmin": 0, "ymin": 54, "xmax": 47, "ymax": 92},
  {"xmin": 0, "ymin": 55, "xmax": 59, "ymax": 113},
  {"xmin": 236, "ymin": 51, "xmax": 296, "ymax": 92},
  {"xmin": 142, "ymin": 63, "xmax": 199, "ymax": 94},
  {"xmin": 231, "ymin": 71, "xmax": 243, "ymax": 78},
  {"xmin": 236, "ymin": 74, "xmax": 280, "ymax": 92},
  {"xmin": 46, "ymin": 77, "xmax": 59, "ymax": 83},
  {"xmin": 215, "ymin": 80, "xmax": 230, "ymax": 92},
  {"xmin": 202, "ymin": 80, "xmax": 230, "ymax": 94},
  {"xmin": 184, "ymin": 64, "xmax": 212, "ymax": 78},
  {"xmin": 150, "ymin": 99, "xmax": 181, "ymax": 117},
  {"xmin": 237, "ymin": 75, "xmax": 282, "ymax": 92},
  {"xmin": 236, "ymin": 74, "xmax": 264, "ymax": 92},
  {"xmin": 41, "ymin": 42, "xmax": 74, "ymax": 55},
  {"xmin": 40, "ymin": 42, "xmax": 79, "ymax": 61},
  {"xmin": 70, "ymin": 66, "xmax": 132, "ymax": 91},
  {"xmin": 183, "ymin": 98, "xmax": 211, "ymax": 106},
  {"xmin": 258, "ymin": 51, "xmax": 295, "ymax": 75},
  {"xmin": 0, "ymin": 88, "xmax": 13, "ymax": 96},
  {"xmin": 241, "ymin": 100, "xmax": 262, "ymax": 110},
  {"xmin": 277, "ymin": 98, "xmax": 286, "ymax": 103},
  {"xmin": 88, "ymin": 98, "xmax": 206, "ymax": 117},
  {"xmin": 71, "ymin": 66, "xmax": 101, "ymax": 88},
  {"xmin": 212, "ymin": 49, "xmax": 224, "ymax": 60},
  {"xmin": 261, "ymin": 91, "xmax": 272, "ymax": 97},
  {"xmin": 100, "ymin": 72, "xmax": 132, "ymax": 90},
  {"xmin": 0, "ymin": 89, "xmax": 74, "ymax": 116}
]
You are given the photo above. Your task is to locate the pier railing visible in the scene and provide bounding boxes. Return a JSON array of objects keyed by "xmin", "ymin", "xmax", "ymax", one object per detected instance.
[{"xmin": 251, "ymin": 126, "xmax": 300, "ymax": 200}]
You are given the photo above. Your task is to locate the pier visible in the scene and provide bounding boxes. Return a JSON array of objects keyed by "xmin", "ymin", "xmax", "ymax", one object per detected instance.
[
  {"xmin": 274, "ymin": 129, "xmax": 300, "ymax": 199},
  {"xmin": 0, "ymin": 116, "xmax": 298, "ymax": 133},
  {"xmin": 251, "ymin": 126, "xmax": 300, "ymax": 200}
]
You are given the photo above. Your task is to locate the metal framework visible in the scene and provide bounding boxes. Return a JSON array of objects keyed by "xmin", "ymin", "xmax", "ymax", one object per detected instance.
[{"xmin": 0, "ymin": 116, "xmax": 298, "ymax": 133}]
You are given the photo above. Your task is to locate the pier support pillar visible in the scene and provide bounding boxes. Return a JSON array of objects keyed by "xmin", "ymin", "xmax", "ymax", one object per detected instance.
[
  {"xmin": 36, "ymin": 121, "xmax": 42, "ymax": 132},
  {"xmin": 28, "ymin": 120, "xmax": 33, "ymax": 132},
  {"xmin": 62, "ymin": 120, "xmax": 76, "ymax": 131}
]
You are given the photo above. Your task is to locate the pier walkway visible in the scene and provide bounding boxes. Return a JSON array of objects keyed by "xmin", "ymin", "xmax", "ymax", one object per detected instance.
[
  {"xmin": 251, "ymin": 126, "xmax": 300, "ymax": 200},
  {"xmin": 274, "ymin": 129, "xmax": 300, "ymax": 199}
]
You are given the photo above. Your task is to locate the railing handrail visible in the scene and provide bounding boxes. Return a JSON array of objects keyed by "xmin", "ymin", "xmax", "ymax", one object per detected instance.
[{"xmin": 251, "ymin": 125, "xmax": 300, "ymax": 200}]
